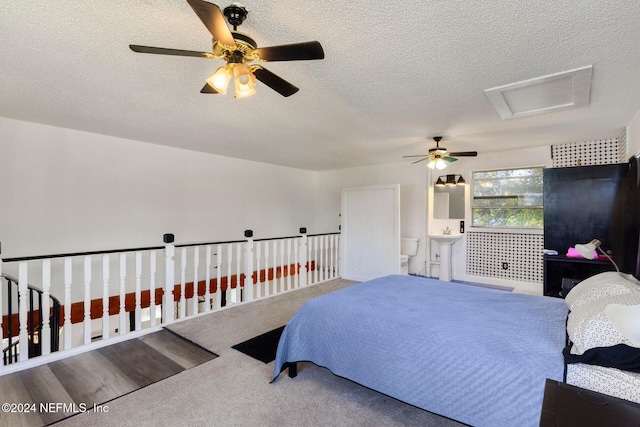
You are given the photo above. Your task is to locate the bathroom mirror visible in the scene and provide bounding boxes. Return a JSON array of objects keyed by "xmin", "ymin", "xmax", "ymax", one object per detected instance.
[{"xmin": 434, "ymin": 185, "xmax": 465, "ymax": 219}]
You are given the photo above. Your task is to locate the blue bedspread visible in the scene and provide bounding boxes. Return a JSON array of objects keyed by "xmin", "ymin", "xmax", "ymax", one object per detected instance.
[{"xmin": 272, "ymin": 275, "xmax": 569, "ymax": 427}]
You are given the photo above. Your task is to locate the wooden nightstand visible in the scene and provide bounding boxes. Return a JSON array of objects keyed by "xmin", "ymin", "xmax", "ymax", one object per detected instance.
[
  {"xmin": 542, "ymin": 254, "xmax": 615, "ymax": 298},
  {"xmin": 540, "ymin": 379, "xmax": 640, "ymax": 426}
]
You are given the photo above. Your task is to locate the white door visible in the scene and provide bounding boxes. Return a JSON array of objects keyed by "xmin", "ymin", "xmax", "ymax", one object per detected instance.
[{"xmin": 340, "ymin": 184, "xmax": 400, "ymax": 281}]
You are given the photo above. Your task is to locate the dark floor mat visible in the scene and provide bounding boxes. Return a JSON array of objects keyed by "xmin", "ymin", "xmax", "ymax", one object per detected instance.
[{"xmin": 231, "ymin": 326, "xmax": 285, "ymax": 363}]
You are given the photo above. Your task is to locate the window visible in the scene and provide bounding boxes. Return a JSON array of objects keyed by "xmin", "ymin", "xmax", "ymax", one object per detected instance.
[{"xmin": 472, "ymin": 167, "xmax": 543, "ymax": 228}]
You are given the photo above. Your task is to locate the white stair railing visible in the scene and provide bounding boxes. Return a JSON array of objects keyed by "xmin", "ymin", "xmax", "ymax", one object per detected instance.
[{"xmin": 0, "ymin": 229, "xmax": 340, "ymax": 372}]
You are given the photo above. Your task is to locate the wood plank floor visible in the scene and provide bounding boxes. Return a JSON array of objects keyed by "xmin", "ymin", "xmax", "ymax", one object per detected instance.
[{"xmin": 0, "ymin": 329, "xmax": 217, "ymax": 426}]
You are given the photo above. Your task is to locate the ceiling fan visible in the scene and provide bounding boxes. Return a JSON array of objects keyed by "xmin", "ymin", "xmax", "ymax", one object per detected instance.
[
  {"xmin": 403, "ymin": 136, "xmax": 478, "ymax": 169},
  {"xmin": 129, "ymin": 0, "xmax": 324, "ymax": 98}
]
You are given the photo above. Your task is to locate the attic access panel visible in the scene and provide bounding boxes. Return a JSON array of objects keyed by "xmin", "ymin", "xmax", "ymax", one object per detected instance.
[{"xmin": 485, "ymin": 65, "xmax": 592, "ymax": 119}]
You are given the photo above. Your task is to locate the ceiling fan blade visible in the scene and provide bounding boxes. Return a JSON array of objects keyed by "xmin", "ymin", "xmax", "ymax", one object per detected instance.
[
  {"xmin": 129, "ymin": 45, "xmax": 216, "ymax": 58},
  {"xmin": 444, "ymin": 157, "xmax": 458, "ymax": 162},
  {"xmin": 252, "ymin": 67, "xmax": 299, "ymax": 97},
  {"xmin": 411, "ymin": 158, "xmax": 429, "ymax": 164},
  {"xmin": 254, "ymin": 41, "xmax": 324, "ymax": 62},
  {"xmin": 186, "ymin": 0, "xmax": 236, "ymax": 46},
  {"xmin": 200, "ymin": 83, "xmax": 219, "ymax": 94},
  {"xmin": 403, "ymin": 155, "xmax": 430, "ymax": 158},
  {"xmin": 448, "ymin": 151, "xmax": 478, "ymax": 157}
]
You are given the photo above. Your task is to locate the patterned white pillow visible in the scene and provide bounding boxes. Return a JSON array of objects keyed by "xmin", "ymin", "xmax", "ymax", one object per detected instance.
[
  {"xmin": 567, "ymin": 292, "xmax": 640, "ymax": 355},
  {"xmin": 565, "ymin": 272, "xmax": 640, "ymax": 310}
]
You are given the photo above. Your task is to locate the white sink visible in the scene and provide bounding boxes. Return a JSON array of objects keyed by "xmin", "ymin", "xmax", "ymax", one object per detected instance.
[
  {"xmin": 428, "ymin": 234, "xmax": 463, "ymax": 244},
  {"xmin": 428, "ymin": 234, "xmax": 463, "ymax": 281}
]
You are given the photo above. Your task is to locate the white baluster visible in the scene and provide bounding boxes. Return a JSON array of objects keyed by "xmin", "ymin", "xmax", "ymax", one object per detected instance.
[
  {"xmin": 135, "ymin": 252, "xmax": 142, "ymax": 331},
  {"xmin": 236, "ymin": 243, "xmax": 242, "ymax": 303},
  {"xmin": 41, "ymin": 259, "xmax": 51, "ymax": 355},
  {"xmin": 299, "ymin": 235, "xmax": 307, "ymax": 287},
  {"xmin": 203, "ymin": 245, "xmax": 211, "ymax": 314},
  {"xmin": 316, "ymin": 236, "xmax": 322, "ymax": 282},
  {"xmin": 226, "ymin": 244, "xmax": 234, "ymax": 304},
  {"xmin": 325, "ymin": 235, "xmax": 331, "ymax": 280},
  {"xmin": 244, "ymin": 238, "xmax": 254, "ymax": 302},
  {"xmin": 328, "ymin": 235, "xmax": 332, "ymax": 279},
  {"xmin": 83, "ymin": 256, "xmax": 92, "ymax": 345},
  {"xmin": 272, "ymin": 240, "xmax": 277, "ymax": 294},
  {"xmin": 293, "ymin": 238, "xmax": 300, "ymax": 289},
  {"xmin": 180, "ymin": 248, "xmax": 187, "ymax": 319},
  {"xmin": 286, "ymin": 239, "xmax": 292, "ymax": 291},
  {"xmin": 255, "ymin": 242, "xmax": 262, "ymax": 299},
  {"xmin": 318, "ymin": 236, "xmax": 327, "ymax": 281},
  {"xmin": 329, "ymin": 235, "xmax": 336, "ymax": 279},
  {"xmin": 215, "ymin": 245, "xmax": 222, "ymax": 309},
  {"xmin": 18, "ymin": 263, "xmax": 29, "ymax": 361},
  {"xmin": 307, "ymin": 236, "xmax": 313, "ymax": 285},
  {"xmin": 192, "ymin": 246, "xmax": 199, "ymax": 315},
  {"xmin": 315, "ymin": 236, "xmax": 320, "ymax": 284},
  {"xmin": 119, "ymin": 254, "xmax": 126, "ymax": 335},
  {"xmin": 279, "ymin": 239, "xmax": 285, "ymax": 293},
  {"xmin": 264, "ymin": 242, "xmax": 270, "ymax": 297},
  {"xmin": 102, "ymin": 254, "xmax": 110, "ymax": 340},
  {"xmin": 308, "ymin": 236, "xmax": 314, "ymax": 285},
  {"xmin": 64, "ymin": 258, "xmax": 72, "ymax": 349},
  {"xmin": 149, "ymin": 251, "xmax": 157, "ymax": 327}
]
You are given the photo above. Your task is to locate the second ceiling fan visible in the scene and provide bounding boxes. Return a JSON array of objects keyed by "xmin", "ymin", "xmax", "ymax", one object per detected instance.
[
  {"xmin": 404, "ymin": 137, "xmax": 478, "ymax": 169},
  {"xmin": 129, "ymin": 0, "xmax": 324, "ymax": 98}
]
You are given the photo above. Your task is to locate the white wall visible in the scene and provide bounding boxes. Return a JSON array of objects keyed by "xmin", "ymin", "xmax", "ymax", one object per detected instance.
[
  {"xmin": 628, "ymin": 108, "xmax": 640, "ymax": 157},
  {"xmin": 0, "ymin": 117, "xmax": 318, "ymax": 258}
]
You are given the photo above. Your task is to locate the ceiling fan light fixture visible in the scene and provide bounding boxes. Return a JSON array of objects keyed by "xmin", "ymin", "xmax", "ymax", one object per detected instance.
[
  {"xmin": 435, "ymin": 158, "xmax": 447, "ymax": 170},
  {"xmin": 233, "ymin": 63, "xmax": 256, "ymax": 98},
  {"xmin": 206, "ymin": 65, "xmax": 233, "ymax": 94}
]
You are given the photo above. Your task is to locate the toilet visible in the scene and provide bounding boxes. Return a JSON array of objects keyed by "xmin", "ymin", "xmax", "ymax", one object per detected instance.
[{"xmin": 400, "ymin": 237, "xmax": 419, "ymax": 275}]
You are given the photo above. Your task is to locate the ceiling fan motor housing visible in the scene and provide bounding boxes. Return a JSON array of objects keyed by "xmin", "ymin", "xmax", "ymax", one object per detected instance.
[
  {"xmin": 224, "ymin": 3, "xmax": 248, "ymax": 28},
  {"xmin": 430, "ymin": 136, "xmax": 446, "ymax": 154}
]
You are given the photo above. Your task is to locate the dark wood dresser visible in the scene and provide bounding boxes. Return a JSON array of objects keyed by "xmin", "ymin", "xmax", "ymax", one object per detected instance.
[{"xmin": 540, "ymin": 379, "xmax": 640, "ymax": 426}]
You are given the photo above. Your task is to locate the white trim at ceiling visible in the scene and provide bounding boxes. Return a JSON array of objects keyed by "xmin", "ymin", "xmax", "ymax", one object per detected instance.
[{"xmin": 484, "ymin": 65, "xmax": 593, "ymax": 120}]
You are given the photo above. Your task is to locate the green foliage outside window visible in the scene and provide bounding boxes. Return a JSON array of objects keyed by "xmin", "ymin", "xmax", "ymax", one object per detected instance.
[{"xmin": 472, "ymin": 167, "xmax": 543, "ymax": 228}]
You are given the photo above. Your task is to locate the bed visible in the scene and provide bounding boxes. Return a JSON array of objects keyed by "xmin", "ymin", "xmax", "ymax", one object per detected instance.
[
  {"xmin": 272, "ymin": 275, "xmax": 569, "ymax": 427},
  {"xmin": 272, "ymin": 273, "xmax": 640, "ymax": 426},
  {"xmin": 562, "ymin": 271, "xmax": 640, "ymax": 402}
]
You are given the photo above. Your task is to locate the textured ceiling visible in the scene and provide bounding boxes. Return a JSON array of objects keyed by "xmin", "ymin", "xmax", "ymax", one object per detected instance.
[{"xmin": 2, "ymin": 1, "xmax": 640, "ymax": 170}]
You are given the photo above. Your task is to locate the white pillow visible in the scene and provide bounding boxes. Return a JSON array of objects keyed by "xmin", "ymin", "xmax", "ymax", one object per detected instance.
[
  {"xmin": 565, "ymin": 272, "xmax": 640, "ymax": 310},
  {"xmin": 606, "ymin": 304, "xmax": 640, "ymax": 346},
  {"xmin": 567, "ymin": 292, "xmax": 640, "ymax": 355}
]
